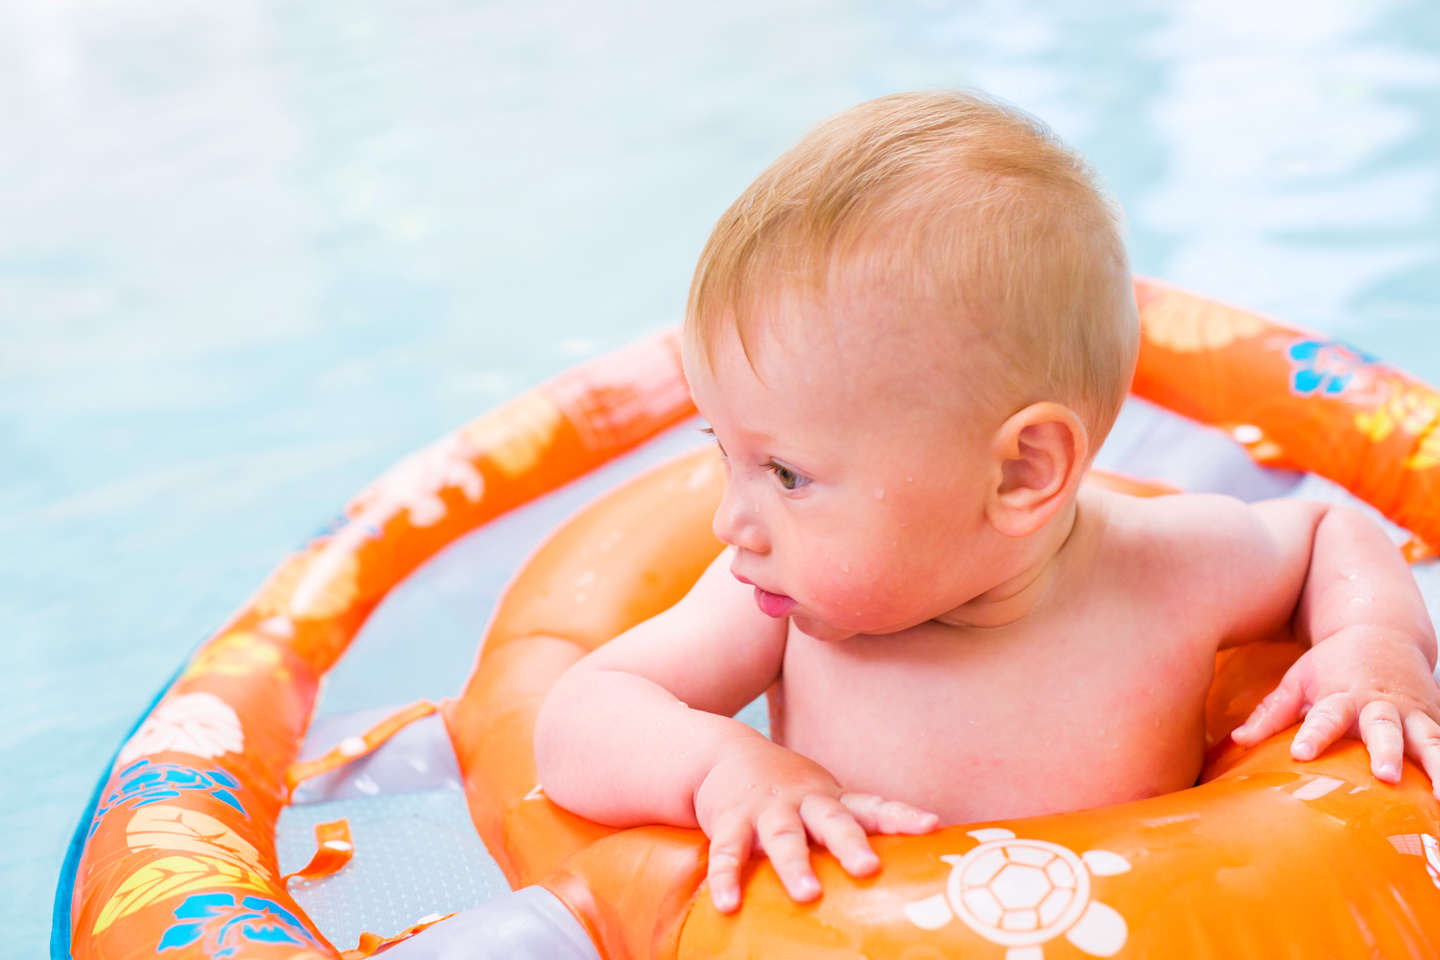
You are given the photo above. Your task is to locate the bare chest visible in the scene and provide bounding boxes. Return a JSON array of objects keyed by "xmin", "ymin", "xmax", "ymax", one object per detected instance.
[{"xmin": 774, "ymin": 612, "xmax": 1218, "ymax": 824}]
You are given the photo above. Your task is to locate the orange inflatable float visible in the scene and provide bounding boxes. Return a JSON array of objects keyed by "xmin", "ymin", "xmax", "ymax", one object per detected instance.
[{"xmin": 58, "ymin": 278, "xmax": 1440, "ymax": 960}]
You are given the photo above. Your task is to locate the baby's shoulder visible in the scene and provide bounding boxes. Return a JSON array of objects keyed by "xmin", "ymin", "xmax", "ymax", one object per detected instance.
[{"xmin": 1087, "ymin": 486, "xmax": 1273, "ymax": 576}]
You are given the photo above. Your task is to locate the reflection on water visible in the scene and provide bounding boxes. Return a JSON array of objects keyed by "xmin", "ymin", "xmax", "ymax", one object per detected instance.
[{"xmin": 2, "ymin": 0, "xmax": 1436, "ymax": 950}]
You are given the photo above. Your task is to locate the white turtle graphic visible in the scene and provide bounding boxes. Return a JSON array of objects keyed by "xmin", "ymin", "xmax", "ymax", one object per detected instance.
[{"xmin": 903, "ymin": 828, "xmax": 1130, "ymax": 960}]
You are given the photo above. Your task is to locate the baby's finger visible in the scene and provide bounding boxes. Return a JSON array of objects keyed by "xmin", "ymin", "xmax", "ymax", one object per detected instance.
[
  {"xmin": 1403, "ymin": 711, "xmax": 1440, "ymax": 797},
  {"xmin": 835, "ymin": 793, "xmax": 885, "ymax": 833},
  {"xmin": 799, "ymin": 795, "xmax": 878, "ymax": 878},
  {"xmin": 1291, "ymin": 692, "xmax": 1357, "ymax": 762},
  {"xmin": 840, "ymin": 793, "xmax": 940, "ymax": 835},
  {"xmin": 705, "ymin": 813, "xmax": 753, "ymax": 914},
  {"xmin": 1359, "ymin": 699, "xmax": 1404, "ymax": 783},
  {"xmin": 756, "ymin": 805, "xmax": 820, "ymax": 903},
  {"xmin": 1359, "ymin": 700, "xmax": 1405, "ymax": 782},
  {"xmin": 1232, "ymin": 674, "xmax": 1305, "ymax": 746}
]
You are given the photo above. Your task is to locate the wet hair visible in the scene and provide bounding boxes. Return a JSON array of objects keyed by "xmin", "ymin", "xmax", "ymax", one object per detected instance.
[{"xmin": 685, "ymin": 89, "xmax": 1138, "ymax": 446}]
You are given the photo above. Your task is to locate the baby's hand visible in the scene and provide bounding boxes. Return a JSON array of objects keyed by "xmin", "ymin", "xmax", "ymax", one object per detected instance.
[
  {"xmin": 1232, "ymin": 628, "xmax": 1440, "ymax": 793},
  {"xmin": 693, "ymin": 738, "xmax": 939, "ymax": 913}
]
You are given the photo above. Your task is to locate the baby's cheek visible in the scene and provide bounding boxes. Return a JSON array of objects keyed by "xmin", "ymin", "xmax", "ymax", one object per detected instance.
[{"xmin": 801, "ymin": 562, "xmax": 907, "ymax": 630}]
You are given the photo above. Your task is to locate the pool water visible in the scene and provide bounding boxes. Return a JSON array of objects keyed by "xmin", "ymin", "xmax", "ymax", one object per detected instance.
[{"xmin": 3, "ymin": 1, "xmax": 1437, "ymax": 954}]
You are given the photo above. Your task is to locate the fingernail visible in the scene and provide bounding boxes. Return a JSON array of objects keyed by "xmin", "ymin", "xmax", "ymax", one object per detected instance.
[
  {"xmin": 794, "ymin": 877, "xmax": 820, "ymax": 900},
  {"xmin": 1378, "ymin": 762, "xmax": 1400, "ymax": 782},
  {"xmin": 1292, "ymin": 742, "xmax": 1315, "ymax": 761},
  {"xmin": 713, "ymin": 889, "xmax": 737, "ymax": 913},
  {"xmin": 849, "ymin": 853, "xmax": 879, "ymax": 874}
]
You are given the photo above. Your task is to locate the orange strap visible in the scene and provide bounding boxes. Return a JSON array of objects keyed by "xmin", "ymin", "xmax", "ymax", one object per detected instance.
[
  {"xmin": 282, "ymin": 818, "xmax": 354, "ymax": 885},
  {"xmin": 285, "ymin": 699, "xmax": 439, "ymax": 793},
  {"xmin": 1402, "ymin": 536, "xmax": 1436, "ymax": 563},
  {"xmin": 341, "ymin": 913, "xmax": 456, "ymax": 959}
]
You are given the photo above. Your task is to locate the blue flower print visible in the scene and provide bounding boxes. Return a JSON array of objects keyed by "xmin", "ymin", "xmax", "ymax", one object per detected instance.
[
  {"xmin": 158, "ymin": 893, "xmax": 317, "ymax": 958},
  {"xmin": 89, "ymin": 760, "xmax": 245, "ymax": 839},
  {"xmin": 1286, "ymin": 339, "xmax": 1371, "ymax": 397}
]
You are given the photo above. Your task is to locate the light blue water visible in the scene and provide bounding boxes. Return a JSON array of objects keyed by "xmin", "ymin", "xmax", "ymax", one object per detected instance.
[{"xmin": 4, "ymin": 1, "xmax": 1438, "ymax": 953}]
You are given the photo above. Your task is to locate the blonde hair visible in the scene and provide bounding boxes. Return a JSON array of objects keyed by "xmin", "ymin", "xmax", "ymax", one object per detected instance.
[{"xmin": 685, "ymin": 90, "xmax": 1138, "ymax": 446}]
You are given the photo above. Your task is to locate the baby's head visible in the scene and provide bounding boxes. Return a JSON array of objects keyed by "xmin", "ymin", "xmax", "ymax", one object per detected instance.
[{"xmin": 682, "ymin": 90, "xmax": 1138, "ymax": 640}]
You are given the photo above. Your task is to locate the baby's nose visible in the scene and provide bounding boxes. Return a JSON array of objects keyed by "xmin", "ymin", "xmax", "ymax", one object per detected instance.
[{"xmin": 713, "ymin": 493, "xmax": 769, "ymax": 554}]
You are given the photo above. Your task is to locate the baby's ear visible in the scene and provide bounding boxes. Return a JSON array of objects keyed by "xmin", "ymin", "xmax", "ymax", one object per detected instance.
[{"xmin": 986, "ymin": 402, "xmax": 1088, "ymax": 538}]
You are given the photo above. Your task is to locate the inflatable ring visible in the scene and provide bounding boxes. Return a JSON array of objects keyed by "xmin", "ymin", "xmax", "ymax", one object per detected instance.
[{"xmin": 59, "ymin": 278, "xmax": 1440, "ymax": 960}]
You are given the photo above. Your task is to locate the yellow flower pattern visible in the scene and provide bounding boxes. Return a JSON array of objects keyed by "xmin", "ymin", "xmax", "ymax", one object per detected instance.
[
  {"xmin": 1141, "ymin": 291, "xmax": 1267, "ymax": 353},
  {"xmin": 92, "ymin": 805, "xmax": 274, "ymax": 934},
  {"xmin": 1407, "ymin": 430, "xmax": 1440, "ymax": 472},
  {"xmin": 1354, "ymin": 381, "xmax": 1440, "ymax": 443},
  {"xmin": 1352, "ymin": 379, "xmax": 1440, "ymax": 471},
  {"xmin": 254, "ymin": 548, "xmax": 360, "ymax": 621},
  {"xmin": 462, "ymin": 391, "xmax": 564, "ymax": 477},
  {"xmin": 181, "ymin": 632, "xmax": 291, "ymax": 683}
]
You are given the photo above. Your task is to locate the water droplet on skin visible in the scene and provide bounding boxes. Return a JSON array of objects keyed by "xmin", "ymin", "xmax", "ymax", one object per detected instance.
[
  {"xmin": 840, "ymin": 560, "xmax": 851, "ymax": 573},
  {"xmin": 1098, "ymin": 728, "xmax": 1106, "ymax": 738},
  {"xmin": 906, "ymin": 476, "xmax": 913, "ymax": 482},
  {"xmin": 875, "ymin": 488, "xmax": 884, "ymax": 500}
]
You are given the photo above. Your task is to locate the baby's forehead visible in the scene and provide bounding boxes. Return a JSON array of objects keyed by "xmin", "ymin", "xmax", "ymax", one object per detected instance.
[{"xmin": 733, "ymin": 280, "xmax": 1004, "ymax": 421}]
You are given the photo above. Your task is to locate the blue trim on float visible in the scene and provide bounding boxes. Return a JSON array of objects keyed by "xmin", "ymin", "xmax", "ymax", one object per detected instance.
[{"xmin": 51, "ymin": 665, "xmax": 184, "ymax": 960}]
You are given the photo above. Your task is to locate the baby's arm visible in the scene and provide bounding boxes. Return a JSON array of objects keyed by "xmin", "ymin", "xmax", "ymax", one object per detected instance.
[
  {"xmin": 1208, "ymin": 499, "xmax": 1440, "ymax": 789},
  {"xmin": 534, "ymin": 550, "xmax": 937, "ymax": 913}
]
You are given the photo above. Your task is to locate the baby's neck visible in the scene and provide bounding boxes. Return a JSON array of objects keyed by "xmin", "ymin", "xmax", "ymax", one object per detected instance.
[{"xmin": 933, "ymin": 498, "xmax": 1081, "ymax": 629}]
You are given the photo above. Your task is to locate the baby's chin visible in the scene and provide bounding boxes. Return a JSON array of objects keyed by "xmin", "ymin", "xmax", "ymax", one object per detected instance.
[{"xmin": 790, "ymin": 615, "xmax": 859, "ymax": 643}]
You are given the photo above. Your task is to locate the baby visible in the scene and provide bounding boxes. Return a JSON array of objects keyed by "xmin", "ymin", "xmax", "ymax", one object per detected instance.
[{"xmin": 534, "ymin": 91, "xmax": 1440, "ymax": 914}]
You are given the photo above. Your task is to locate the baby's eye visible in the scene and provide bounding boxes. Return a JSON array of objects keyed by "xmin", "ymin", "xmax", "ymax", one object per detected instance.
[{"xmin": 765, "ymin": 460, "xmax": 811, "ymax": 491}]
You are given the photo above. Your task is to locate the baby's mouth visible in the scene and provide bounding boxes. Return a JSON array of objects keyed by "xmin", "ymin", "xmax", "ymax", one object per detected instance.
[{"xmin": 753, "ymin": 586, "xmax": 796, "ymax": 618}]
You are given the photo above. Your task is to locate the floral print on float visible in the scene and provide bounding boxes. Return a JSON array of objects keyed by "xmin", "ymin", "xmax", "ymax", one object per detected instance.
[
  {"xmin": 347, "ymin": 433, "xmax": 484, "ymax": 528},
  {"xmin": 1284, "ymin": 339, "xmax": 1373, "ymax": 398},
  {"xmin": 157, "ymin": 893, "xmax": 318, "ymax": 957},
  {"xmin": 117, "ymin": 692, "xmax": 244, "ymax": 766},
  {"xmin": 1140, "ymin": 292, "xmax": 1266, "ymax": 353},
  {"xmin": 91, "ymin": 805, "xmax": 274, "ymax": 935},
  {"xmin": 90, "ymin": 761, "xmax": 245, "ymax": 838},
  {"xmin": 181, "ymin": 633, "xmax": 291, "ymax": 683},
  {"xmin": 252, "ymin": 546, "xmax": 360, "ymax": 621}
]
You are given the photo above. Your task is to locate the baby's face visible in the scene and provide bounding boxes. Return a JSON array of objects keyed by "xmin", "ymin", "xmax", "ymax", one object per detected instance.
[{"xmin": 684, "ymin": 285, "xmax": 1015, "ymax": 641}]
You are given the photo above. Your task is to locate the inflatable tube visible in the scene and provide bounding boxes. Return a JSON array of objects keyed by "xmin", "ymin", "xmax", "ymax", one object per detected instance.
[
  {"xmin": 57, "ymin": 331, "xmax": 698, "ymax": 960},
  {"xmin": 59, "ymin": 278, "xmax": 1440, "ymax": 960},
  {"xmin": 450, "ymin": 450, "xmax": 1440, "ymax": 960}
]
